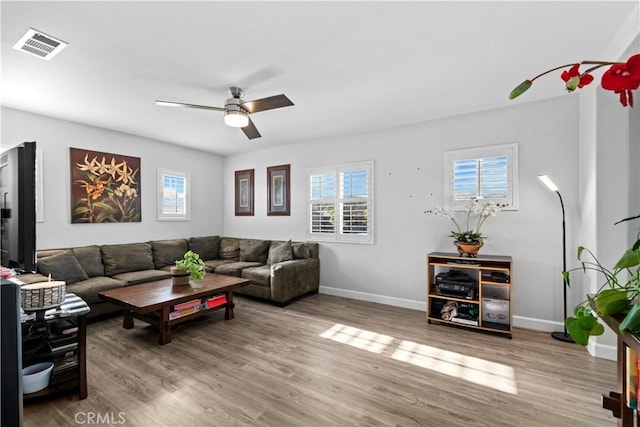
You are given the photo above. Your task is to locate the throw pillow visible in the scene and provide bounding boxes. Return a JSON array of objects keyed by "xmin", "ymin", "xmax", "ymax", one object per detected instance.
[
  {"xmin": 72, "ymin": 245, "xmax": 104, "ymax": 277},
  {"xmin": 239, "ymin": 239, "xmax": 271, "ymax": 263},
  {"xmin": 292, "ymin": 242, "xmax": 311, "ymax": 259},
  {"xmin": 219, "ymin": 238, "xmax": 240, "ymax": 260},
  {"xmin": 37, "ymin": 250, "xmax": 89, "ymax": 284},
  {"xmin": 101, "ymin": 243, "xmax": 155, "ymax": 276},
  {"xmin": 151, "ymin": 239, "xmax": 188, "ymax": 268},
  {"xmin": 268, "ymin": 240, "xmax": 293, "ymax": 264},
  {"xmin": 188, "ymin": 236, "xmax": 220, "ymax": 261}
]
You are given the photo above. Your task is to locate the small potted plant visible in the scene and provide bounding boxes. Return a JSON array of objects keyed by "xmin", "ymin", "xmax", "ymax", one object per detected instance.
[
  {"xmin": 171, "ymin": 250, "xmax": 206, "ymax": 286},
  {"xmin": 425, "ymin": 198, "xmax": 507, "ymax": 257}
]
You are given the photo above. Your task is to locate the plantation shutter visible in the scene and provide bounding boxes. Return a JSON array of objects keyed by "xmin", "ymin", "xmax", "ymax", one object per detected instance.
[
  {"xmin": 307, "ymin": 161, "xmax": 374, "ymax": 243},
  {"xmin": 446, "ymin": 143, "xmax": 517, "ymax": 210},
  {"xmin": 453, "ymin": 155, "xmax": 508, "ymax": 201},
  {"xmin": 309, "ymin": 171, "xmax": 336, "ymax": 234},
  {"xmin": 340, "ymin": 168, "xmax": 369, "ymax": 235}
]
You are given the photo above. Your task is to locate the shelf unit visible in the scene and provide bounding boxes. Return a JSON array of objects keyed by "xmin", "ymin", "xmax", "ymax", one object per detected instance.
[
  {"xmin": 21, "ymin": 293, "xmax": 89, "ymax": 400},
  {"xmin": 596, "ymin": 306, "xmax": 640, "ymax": 426},
  {"xmin": 427, "ymin": 252, "xmax": 513, "ymax": 338}
]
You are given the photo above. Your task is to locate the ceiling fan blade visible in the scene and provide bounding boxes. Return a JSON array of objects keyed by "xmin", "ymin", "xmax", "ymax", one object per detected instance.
[
  {"xmin": 241, "ymin": 94, "xmax": 294, "ymax": 114},
  {"xmin": 155, "ymin": 100, "xmax": 225, "ymax": 112},
  {"xmin": 241, "ymin": 117, "xmax": 261, "ymax": 140}
]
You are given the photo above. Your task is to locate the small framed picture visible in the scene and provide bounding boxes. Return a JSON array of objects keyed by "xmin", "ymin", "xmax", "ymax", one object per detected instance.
[
  {"xmin": 267, "ymin": 164, "xmax": 290, "ymax": 216},
  {"xmin": 235, "ymin": 169, "xmax": 254, "ymax": 216}
]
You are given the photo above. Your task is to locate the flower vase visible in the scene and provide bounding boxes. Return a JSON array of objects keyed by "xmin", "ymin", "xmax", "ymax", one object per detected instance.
[
  {"xmin": 454, "ymin": 241, "xmax": 483, "ymax": 257},
  {"xmin": 170, "ymin": 267, "xmax": 190, "ymax": 286}
]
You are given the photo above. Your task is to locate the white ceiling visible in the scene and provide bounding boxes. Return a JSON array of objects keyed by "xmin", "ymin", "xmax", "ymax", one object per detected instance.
[{"xmin": 1, "ymin": 1, "xmax": 638, "ymax": 156}]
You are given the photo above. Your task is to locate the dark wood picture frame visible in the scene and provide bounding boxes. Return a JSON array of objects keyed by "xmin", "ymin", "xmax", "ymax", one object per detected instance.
[
  {"xmin": 267, "ymin": 164, "xmax": 290, "ymax": 216},
  {"xmin": 235, "ymin": 169, "xmax": 254, "ymax": 216}
]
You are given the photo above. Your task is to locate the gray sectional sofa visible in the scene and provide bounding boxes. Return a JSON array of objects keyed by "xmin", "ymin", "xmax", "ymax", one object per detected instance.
[{"xmin": 18, "ymin": 236, "xmax": 319, "ymax": 319}]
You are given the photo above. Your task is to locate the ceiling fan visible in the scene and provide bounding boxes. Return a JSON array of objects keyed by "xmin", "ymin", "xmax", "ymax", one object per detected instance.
[{"xmin": 156, "ymin": 87, "xmax": 294, "ymax": 140}]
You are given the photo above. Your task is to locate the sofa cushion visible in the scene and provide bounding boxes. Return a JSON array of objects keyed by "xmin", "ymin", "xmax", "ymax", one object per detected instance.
[
  {"xmin": 151, "ymin": 239, "xmax": 188, "ymax": 268},
  {"xmin": 37, "ymin": 248, "xmax": 66, "ymax": 259},
  {"xmin": 37, "ymin": 250, "xmax": 89, "ymax": 284},
  {"xmin": 16, "ymin": 273, "xmax": 50, "ymax": 285},
  {"xmin": 292, "ymin": 242, "xmax": 311, "ymax": 259},
  {"xmin": 219, "ymin": 238, "xmax": 240, "ymax": 261},
  {"xmin": 214, "ymin": 262, "xmax": 263, "ymax": 277},
  {"xmin": 241, "ymin": 265, "xmax": 271, "ymax": 287},
  {"xmin": 268, "ymin": 240, "xmax": 293, "ymax": 264},
  {"xmin": 239, "ymin": 239, "xmax": 271, "ymax": 263},
  {"xmin": 307, "ymin": 242, "xmax": 319, "ymax": 259},
  {"xmin": 188, "ymin": 236, "xmax": 220, "ymax": 261},
  {"xmin": 102, "ymin": 243, "xmax": 155, "ymax": 276},
  {"xmin": 112, "ymin": 269, "xmax": 171, "ymax": 286},
  {"xmin": 72, "ymin": 245, "xmax": 104, "ymax": 277},
  {"xmin": 67, "ymin": 277, "xmax": 126, "ymax": 305},
  {"xmin": 203, "ymin": 259, "xmax": 235, "ymax": 272}
]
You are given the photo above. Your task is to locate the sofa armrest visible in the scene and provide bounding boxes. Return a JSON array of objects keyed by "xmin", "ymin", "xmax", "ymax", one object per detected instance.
[{"xmin": 270, "ymin": 258, "xmax": 319, "ymax": 303}]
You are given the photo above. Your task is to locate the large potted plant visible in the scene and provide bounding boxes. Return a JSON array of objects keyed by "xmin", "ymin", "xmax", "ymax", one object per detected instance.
[
  {"xmin": 171, "ymin": 250, "xmax": 206, "ymax": 286},
  {"xmin": 563, "ymin": 214, "xmax": 640, "ymax": 345},
  {"xmin": 508, "ymin": 53, "xmax": 640, "ymax": 343}
]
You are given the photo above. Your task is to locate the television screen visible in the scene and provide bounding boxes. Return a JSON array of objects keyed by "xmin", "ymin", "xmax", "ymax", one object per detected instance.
[{"xmin": 0, "ymin": 141, "xmax": 36, "ymax": 272}]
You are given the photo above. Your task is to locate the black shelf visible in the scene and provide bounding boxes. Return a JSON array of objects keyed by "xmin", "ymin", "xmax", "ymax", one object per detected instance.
[{"xmin": 21, "ymin": 294, "xmax": 88, "ymax": 401}]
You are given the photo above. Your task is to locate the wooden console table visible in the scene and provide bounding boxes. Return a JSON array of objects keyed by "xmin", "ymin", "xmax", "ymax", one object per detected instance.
[{"xmin": 598, "ymin": 310, "xmax": 640, "ymax": 426}]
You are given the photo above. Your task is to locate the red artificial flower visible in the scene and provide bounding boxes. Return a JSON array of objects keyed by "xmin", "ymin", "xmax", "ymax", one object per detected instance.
[
  {"xmin": 601, "ymin": 54, "xmax": 640, "ymax": 107},
  {"xmin": 561, "ymin": 63, "xmax": 594, "ymax": 91}
]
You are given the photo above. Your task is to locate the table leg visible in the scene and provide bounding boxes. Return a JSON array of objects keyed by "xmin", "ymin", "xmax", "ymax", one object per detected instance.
[
  {"xmin": 159, "ymin": 306, "xmax": 171, "ymax": 345},
  {"xmin": 123, "ymin": 310, "xmax": 134, "ymax": 329},
  {"xmin": 78, "ymin": 314, "xmax": 88, "ymax": 399},
  {"xmin": 224, "ymin": 290, "xmax": 235, "ymax": 320}
]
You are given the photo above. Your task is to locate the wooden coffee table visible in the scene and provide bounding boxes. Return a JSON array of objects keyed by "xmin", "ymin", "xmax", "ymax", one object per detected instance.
[{"xmin": 98, "ymin": 273, "xmax": 249, "ymax": 345}]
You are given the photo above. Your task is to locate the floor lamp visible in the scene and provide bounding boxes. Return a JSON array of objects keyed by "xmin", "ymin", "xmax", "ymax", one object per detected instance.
[{"xmin": 538, "ymin": 174, "xmax": 575, "ymax": 343}]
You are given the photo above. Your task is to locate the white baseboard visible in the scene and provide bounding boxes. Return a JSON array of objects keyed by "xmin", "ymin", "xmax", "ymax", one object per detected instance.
[
  {"xmin": 512, "ymin": 315, "xmax": 561, "ymax": 332},
  {"xmin": 319, "ymin": 286, "xmax": 615, "ymax": 360},
  {"xmin": 319, "ymin": 286, "xmax": 425, "ymax": 311},
  {"xmin": 588, "ymin": 340, "xmax": 617, "ymax": 361}
]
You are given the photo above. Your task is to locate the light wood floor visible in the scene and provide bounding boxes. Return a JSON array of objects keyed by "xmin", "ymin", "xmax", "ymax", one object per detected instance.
[{"xmin": 24, "ymin": 294, "xmax": 618, "ymax": 426}]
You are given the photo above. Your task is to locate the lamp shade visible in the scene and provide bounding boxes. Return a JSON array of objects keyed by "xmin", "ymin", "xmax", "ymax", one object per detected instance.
[
  {"xmin": 224, "ymin": 110, "xmax": 249, "ymax": 128},
  {"xmin": 538, "ymin": 174, "xmax": 558, "ymax": 192}
]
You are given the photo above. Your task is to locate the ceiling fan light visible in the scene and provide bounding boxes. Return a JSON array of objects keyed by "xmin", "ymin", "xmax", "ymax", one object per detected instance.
[{"xmin": 224, "ymin": 110, "xmax": 249, "ymax": 128}]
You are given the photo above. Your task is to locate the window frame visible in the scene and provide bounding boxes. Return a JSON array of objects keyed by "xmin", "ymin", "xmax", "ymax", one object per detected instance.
[
  {"xmin": 157, "ymin": 167, "xmax": 191, "ymax": 221},
  {"xmin": 444, "ymin": 143, "xmax": 519, "ymax": 211},
  {"xmin": 307, "ymin": 160, "xmax": 374, "ymax": 244}
]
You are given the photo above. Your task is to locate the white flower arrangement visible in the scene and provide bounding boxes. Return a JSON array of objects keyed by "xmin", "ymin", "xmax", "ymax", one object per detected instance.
[{"xmin": 425, "ymin": 198, "xmax": 507, "ymax": 242}]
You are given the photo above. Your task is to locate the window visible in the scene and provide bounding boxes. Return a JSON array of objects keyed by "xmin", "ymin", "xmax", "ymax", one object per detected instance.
[
  {"xmin": 307, "ymin": 161, "xmax": 374, "ymax": 244},
  {"xmin": 157, "ymin": 168, "xmax": 190, "ymax": 221},
  {"xmin": 444, "ymin": 143, "xmax": 518, "ymax": 210}
]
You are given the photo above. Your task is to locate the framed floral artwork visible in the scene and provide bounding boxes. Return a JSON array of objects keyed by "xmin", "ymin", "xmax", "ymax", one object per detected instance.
[
  {"xmin": 235, "ymin": 169, "xmax": 254, "ymax": 216},
  {"xmin": 70, "ymin": 148, "xmax": 141, "ymax": 223},
  {"xmin": 267, "ymin": 164, "xmax": 290, "ymax": 216}
]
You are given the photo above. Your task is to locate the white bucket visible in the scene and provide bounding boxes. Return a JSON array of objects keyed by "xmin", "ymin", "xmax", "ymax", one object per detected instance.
[{"xmin": 22, "ymin": 362, "xmax": 54, "ymax": 394}]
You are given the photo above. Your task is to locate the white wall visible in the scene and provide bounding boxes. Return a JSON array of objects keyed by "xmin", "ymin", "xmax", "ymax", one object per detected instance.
[
  {"xmin": 1, "ymin": 107, "xmax": 225, "ymax": 249},
  {"xmin": 224, "ymin": 96, "xmax": 581, "ymax": 331}
]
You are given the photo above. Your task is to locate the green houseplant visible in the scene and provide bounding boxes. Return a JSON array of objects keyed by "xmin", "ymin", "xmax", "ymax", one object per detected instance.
[
  {"xmin": 563, "ymin": 214, "xmax": 640, "ymax": 345},
  {"xmin": 173, "ymin": 250, "xmax": 206, "ymax": 283}
]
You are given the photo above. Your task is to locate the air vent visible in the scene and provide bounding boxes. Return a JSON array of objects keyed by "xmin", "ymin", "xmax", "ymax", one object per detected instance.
[{"xmin": 13, "ymin": 28, "xmax": 67, "ymax": 60}]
